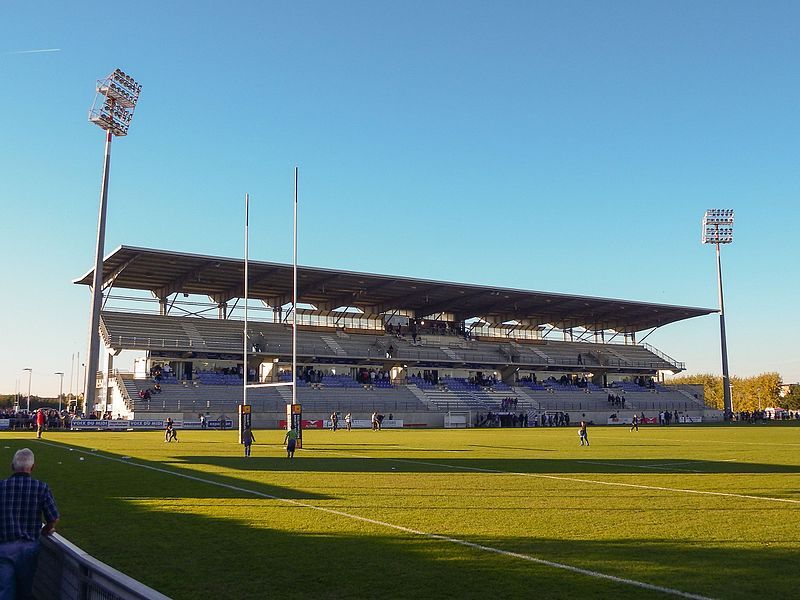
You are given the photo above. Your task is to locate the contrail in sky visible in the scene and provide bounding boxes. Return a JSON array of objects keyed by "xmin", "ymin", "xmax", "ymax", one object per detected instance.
[{"xmin": 6, "ymin": 48, "xmax": 62, "ymax": 54}]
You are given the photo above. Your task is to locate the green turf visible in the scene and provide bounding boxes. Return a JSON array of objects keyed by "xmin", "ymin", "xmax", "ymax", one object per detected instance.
[{"xmin": 2, "ymin": 424, "xmax": 799, "ymax": 599}]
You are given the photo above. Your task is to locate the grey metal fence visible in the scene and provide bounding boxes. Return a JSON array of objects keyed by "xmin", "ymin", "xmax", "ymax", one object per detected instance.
[{"xmin": 33, "ymin": 533, "xmax": 170, "ymax": 600}]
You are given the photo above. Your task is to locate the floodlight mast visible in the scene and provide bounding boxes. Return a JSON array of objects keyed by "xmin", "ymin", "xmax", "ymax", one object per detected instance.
[
  {"xmin": 23, "ymin": 368, "xmax": 32, "ymax": 413},
  {"xmin": 54, "ymin": 372, "xmax": 64, "ymax": 412},
  {"xmin": 83, "ymin": 69, "xmax": 141, "ymax": 417},
  {"xmin": 701, "ymin": 209, "xmax": 734, "ymax": 418}
]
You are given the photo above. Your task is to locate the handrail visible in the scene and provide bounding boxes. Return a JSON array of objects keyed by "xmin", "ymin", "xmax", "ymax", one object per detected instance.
[
  {"xmin": 107, "ymin": 335, "xmax": 680, "ymax": 371},
  {"xmin": 642, "ymin": 343, "xmax": 684, "ymax": 370},
  {"xmin": 114, "ymin": 372, "xmax": 133, "ymax": 411},
  {"xmin": 34, "ymin": 532, "xmax": 170, "ymax": 599},
  {"xmin": 99, "ymin": 319, "xmax": 112, "ymax": 348}
]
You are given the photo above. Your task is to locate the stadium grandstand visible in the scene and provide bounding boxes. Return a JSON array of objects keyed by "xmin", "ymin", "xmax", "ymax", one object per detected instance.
[{"xmin": 73, "ymin": 246, "xmax": 719, "ymax": 427}]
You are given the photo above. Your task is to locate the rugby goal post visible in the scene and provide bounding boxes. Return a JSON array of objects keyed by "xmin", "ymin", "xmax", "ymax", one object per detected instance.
[{"xmin": 444, "ymin": 410, "xmax": 472, "ymax": 428}]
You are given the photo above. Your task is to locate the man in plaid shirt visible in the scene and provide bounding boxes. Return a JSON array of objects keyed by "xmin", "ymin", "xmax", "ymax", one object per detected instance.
[{"xmin": 0, "ymin": 448, "xmax": 59, "ymax": 599}]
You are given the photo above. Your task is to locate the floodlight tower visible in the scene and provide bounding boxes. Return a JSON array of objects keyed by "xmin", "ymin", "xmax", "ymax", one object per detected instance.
[
  {"xmin": 54, "ymin": 372, "xmax": 64, "ymax": 412},
  {"xmin": 84, "ymin": 69, "xmax": 141, "ymax": 416},
  {"xmin": 701, "ymin": 209, "xmax": 735, "ymax": 417},
  {"xmin": 23, "ymin": 368, "xmax": 32, "ymax": 412}
]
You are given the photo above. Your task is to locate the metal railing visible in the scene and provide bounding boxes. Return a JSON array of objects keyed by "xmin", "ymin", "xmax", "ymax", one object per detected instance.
[
  {"xmin": 642, "ymin": 342, "xmax": 685, "ymax": 370},
  {"xmin": 33, "ymin": 533, "xmax": 170, "ymax": 599},
  {"xmin": 106, "ymin": 332, "xmax": 682, "ymax": 371}
]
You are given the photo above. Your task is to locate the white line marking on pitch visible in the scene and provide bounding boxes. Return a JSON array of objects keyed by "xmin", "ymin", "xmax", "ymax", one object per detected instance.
[
  {"xmin": 599, "ymin": 435, "xmax": 800, "ymax": 448},
  {"xmin": 312, "ymin": 448, "xmax": 800, "ymax": 506},
  {"xmin": 576, "ymin": 460, "xmax": 704, "ymax": 473},
  {"xmin": 391, "ymin": 457, "xmax": 800, "ymax": 505},
  {"xmin": 38, "ymin": 440, "xmax": 712, "ymax": 600}
]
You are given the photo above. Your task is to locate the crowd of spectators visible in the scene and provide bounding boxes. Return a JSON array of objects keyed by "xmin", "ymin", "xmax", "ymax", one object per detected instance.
[
  {"xmin": 149, "ymin": 363, "xmax": 173, "ymax": 381},
  {"xmin": 413, "ymin": 371, "xmax": 439, "ymax": 385},
  {"xmin": 546, "ymin": 375, "xmax": 591, "ymax": 389},
  {"xmin": 732, "ymin": 410, "xmax": 800, "ymax": 423},
  {"xmin": 386, "ymin": 318, "xmax": 473, "ymax": 343},
  {"xmin": 608, "ymin": 393, "xmax": 626, "ymax": 407},
  {"xmin": 478, "ymin": 410, "xmax": 572, "ymax": 428},
  {"xmin": 657, "ymin": 410, "xmax": 679, "ymax": 425},
  {"xmin": 535, "ymin": 411, "xmax": 571, "ymax": 427},
  {"xmin": 356, "ymin": 368, "xmax": 391, "ymax": 385},
  {"xmin": 500, "ymin": 397, "xmax": 518, "ymax": 410},
  {"xmin": 480, "ymin": 411, "xmax": 527, "ymax": 427},
  {"xmin": 0, "ymin": 409, "xmax": 72, "ymax": 430},
  {"xmin": 290, "ymin": 366, "xmax": 393, "ymax": 386},
  {"xmin": 469, "ymin": 373, "xmax": 499, "ymax": 386}
]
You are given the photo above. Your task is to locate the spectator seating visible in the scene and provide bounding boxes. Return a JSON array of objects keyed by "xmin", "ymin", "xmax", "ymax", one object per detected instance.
[{"xmin": 101, "ymin": 311, "xmax": 679, "ymax": 372}]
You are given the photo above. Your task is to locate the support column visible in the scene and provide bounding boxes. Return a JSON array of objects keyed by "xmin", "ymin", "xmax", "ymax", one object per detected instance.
[{"xmin": 103, "ymin": 353, "xmax": 114, "ymax": 412}]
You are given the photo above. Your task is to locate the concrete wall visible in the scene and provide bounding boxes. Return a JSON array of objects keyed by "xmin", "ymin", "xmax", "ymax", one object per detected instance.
[{"xmin": 145, "ymin": 409, "xmax": 707, "ymax": 429}]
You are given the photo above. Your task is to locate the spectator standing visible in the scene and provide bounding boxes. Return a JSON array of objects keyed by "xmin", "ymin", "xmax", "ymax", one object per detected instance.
[
  {"xmin": 0, "ymin": 448, "xmax": 59, "ymax": 599},
  {"xmin": 35, "ymin": 410, "xmax": 46, "ymax": 440}
]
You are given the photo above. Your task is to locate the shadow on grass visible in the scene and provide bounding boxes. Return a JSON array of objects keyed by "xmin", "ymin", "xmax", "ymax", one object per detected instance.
[
  {"xmin": 17, "ymin": 438, "xmax": 333, "ymax": 501},
  {"xmin": 174, "ymin": 454, "xmax": 800, "ymax": 475},
  {"xmin": 4, "ymin": 438, "xmax": 797, "ymax": 600}
]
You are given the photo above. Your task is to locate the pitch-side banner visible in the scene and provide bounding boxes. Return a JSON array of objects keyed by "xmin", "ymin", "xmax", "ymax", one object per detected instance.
[
  {"xmin": 324, "ymin": 419, "xmax": 404, "ymax": 429},
  {"xmin": 70, "ymin": 419, "xmax": 233, "ymax": 430},
  {"xmin": 607, "ymin": 416, "xmax": 633, "ymax": 425},
  {"xmin": 679, "ymin": 416, "xmax": 703, "ymax": 423},
  {"xmin": 278, "ymin": 419, "xmax": 404, "ymax": 429}
]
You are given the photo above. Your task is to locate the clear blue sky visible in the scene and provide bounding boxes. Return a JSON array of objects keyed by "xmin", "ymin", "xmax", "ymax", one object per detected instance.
[{"xmin": 1, "ymin": 1, "xmax": 798, "ymax": 397}]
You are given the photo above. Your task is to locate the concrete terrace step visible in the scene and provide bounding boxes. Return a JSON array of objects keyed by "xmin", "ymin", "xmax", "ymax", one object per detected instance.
[
  {"xmin": 440, "ymin": 347, "xmax": 462, "ymax": 360},
  {"xmin": 321, "ymin": 335, "xmax": 347, "ymax": 356},
  {"xmin": 180, "ymin": 321, "xmax": 206, "ymax": 348}
]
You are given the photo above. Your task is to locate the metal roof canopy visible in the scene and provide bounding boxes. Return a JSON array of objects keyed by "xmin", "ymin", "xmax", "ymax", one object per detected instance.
[{"xmin": 74, "ymin": 245, "xmax": 716, "ymax": 333}]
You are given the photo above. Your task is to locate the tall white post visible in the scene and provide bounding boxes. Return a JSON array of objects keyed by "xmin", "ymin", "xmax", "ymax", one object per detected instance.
[
  {"xmin": 716, "ymin": 240, "xmax": 732, "ymax": 415},
  {"xmin": 24, "ymin": 368, "xmax": 33, "ymax": 412},
  {"xmin": 292, "ymin": 167, "xmax": 298, "ymax": 405},
  {"xmin": 84, "ymin": 129, "xmax": 113, "ymax": 416},
  {"xmin": 243, "ymin": 192, "xmax": 249, "ymax": 407},
  {"xmin": 69, "ymin": 353, "xmax": 75, "ymax": 409},
  {"xmin": 55, "ymin": 372, "xmax": 64, "ymax": 412}
]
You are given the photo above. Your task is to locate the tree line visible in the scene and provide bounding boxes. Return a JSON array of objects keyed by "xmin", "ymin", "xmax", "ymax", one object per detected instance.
[{"xmin": 666, "ymin": 372, "xmax": 800, "ymax": 411}]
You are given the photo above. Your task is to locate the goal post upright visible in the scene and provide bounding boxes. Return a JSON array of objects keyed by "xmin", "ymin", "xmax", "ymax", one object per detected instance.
[
  {"xmin": 239, "ymin": 193, "xmax": 249, "ymax": 444},
  {"xmin": 290, "ymin": 167, "xmax": 302, "ymax": 448},
  {"xmin": 238, "ymin": 170, "xmax": 302, "ymax": 446}
]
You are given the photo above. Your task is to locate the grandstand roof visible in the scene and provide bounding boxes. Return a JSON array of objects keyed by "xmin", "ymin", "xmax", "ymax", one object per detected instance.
[{"xmin": 74, "ymin": 246, "xmax": 716, "ymax": 333}]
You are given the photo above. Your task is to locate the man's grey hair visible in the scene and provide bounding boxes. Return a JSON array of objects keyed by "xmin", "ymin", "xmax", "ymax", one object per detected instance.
[{"xmin": 12, "ymin": 448, "xmax": 35, "ymax": 472}]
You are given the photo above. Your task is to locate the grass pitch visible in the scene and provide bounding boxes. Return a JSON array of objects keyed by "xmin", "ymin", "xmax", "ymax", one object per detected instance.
[{"xmin": 2, "ymin": 424, "xmax": 799, "ymax": 599}]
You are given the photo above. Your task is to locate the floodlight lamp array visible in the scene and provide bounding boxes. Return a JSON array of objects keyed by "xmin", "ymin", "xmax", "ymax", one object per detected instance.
[
  {"xmin": 701, "ymin": 209, "xmax": 735, "ymax": 244},
  {"xmin": 703, "ymin": 209, "xmax": 734, "ymax": 226},
  {"xmin": 88, "ymin": 69, "xmax": 141, "ymax": 136}
]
